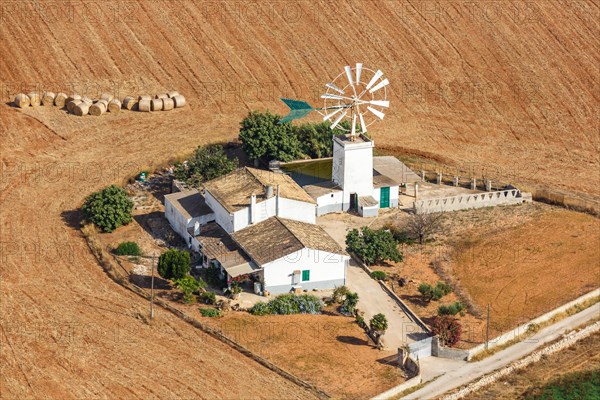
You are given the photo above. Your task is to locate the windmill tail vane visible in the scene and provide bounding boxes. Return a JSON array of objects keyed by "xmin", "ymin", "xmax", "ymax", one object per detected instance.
[{"xmin": 279, "ymin": 64, "xmax": 389, "ymax": 136}]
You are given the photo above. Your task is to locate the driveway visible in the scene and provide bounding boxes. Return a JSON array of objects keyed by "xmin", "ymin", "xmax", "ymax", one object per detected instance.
[{"xmin": 318, "ymin": 214, "xmax": 427, "ymax": 349}]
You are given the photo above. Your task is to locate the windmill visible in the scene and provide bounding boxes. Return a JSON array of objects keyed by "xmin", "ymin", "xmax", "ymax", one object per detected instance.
[{"xmin": 281, "ymin": 64, "xmax": 390, "ymax": 140}]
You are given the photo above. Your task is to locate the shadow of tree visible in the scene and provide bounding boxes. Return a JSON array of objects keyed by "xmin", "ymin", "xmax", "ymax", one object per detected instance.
[
  {"xmin": 129, "ymin": 273, "xmax": 172, "ymax": 290},
  {"xmin": 61, "ymin": 209, "xmax": 84, "ymax": 230},
  {"xmin": 336, "ymin": 335, "xmax": 370, "ymax": 346}
]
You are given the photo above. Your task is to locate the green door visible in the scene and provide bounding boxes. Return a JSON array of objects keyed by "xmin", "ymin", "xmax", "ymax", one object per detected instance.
[{"xmin": 380, "ymin": 187, "xmax": 390, "ymax": 208}]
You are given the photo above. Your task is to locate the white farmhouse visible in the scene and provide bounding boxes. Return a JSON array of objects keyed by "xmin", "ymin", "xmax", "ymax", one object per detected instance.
[{"xmin": 232, "ymin": 217, "xmax": 349, "ymax": 294}]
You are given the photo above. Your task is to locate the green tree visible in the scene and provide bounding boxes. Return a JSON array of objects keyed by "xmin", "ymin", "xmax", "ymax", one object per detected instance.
[
  {"xmin": 239, "ymin": 110, "xmax": 300, "ymax": 164},
  {"xmin": 174, "ymin": 144, "xmax": 237, "ymax": 186},
  {"xmin": 158, "ymin": 249, "xmax": 190, "ymax": 280},
  {"xmin": 174, "ymin": 275, "xmax": 206, "ymax": 303},
  {"xmin": 369, "ymin": 313, "xmax": 388, "ymax": 347},
  {"xmin": 346, "ymin": 227, "xmax": 403, "ymax": 265},
  {"xmin": 82, "ymin": 185, "xmax": 133, "ymax": 233}
]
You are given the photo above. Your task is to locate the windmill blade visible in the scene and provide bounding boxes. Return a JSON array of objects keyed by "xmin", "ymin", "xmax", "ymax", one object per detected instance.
[
  {"xmin": 366, "ymin": 70, "xmax": 384, "ymax": 90},
  {"xmin": 355, "ymin": 63, "xmax": 363, "ymax": 84},
  {"xmin": 323, "ymin": 107, "xmax": 343, "ymax": 121},
  {"xmin": 367, "ymin": 106, "xmax": 385, "ymax": 120},
  {"xmin": 369, "ymin": 100, "xmax": 390, "ymax": 108},
  {"xmin": 351, "ymin": 113, "xmax": 357, "ymax": 136},
  {"xmin": 358, "ymin": 111, "xmax": 367, "ymax": 133},
  {"xmin": 325, "ymin": 82, "xmax": 344, "ymax": 94},
  {"xmin": 369, "ymin": 78, "xmax": 389, "ymax": 93},
  {"xmin": 344, "ymin": 65, "xmax": 354, "ymax": 87},
  {"xmin": 321, "ymin": 93, "xmax": 345, "ymax": 100},
  {"xmin": 330, "ymin": 110, "xmax": 348, "ymax": 129}
]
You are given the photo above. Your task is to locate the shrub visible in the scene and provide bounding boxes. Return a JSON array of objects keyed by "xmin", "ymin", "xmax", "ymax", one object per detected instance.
[
  {"xmin": 346, "ymin": 227, "xmax": 403, "ymax": 265},
  {"xmin": 332, "ymin": 285, "xmax": 350, "ymax": 304},
  {"xmin": 239, "ymin": 110, "xmax": 300, "ymax": 164},
  {"xmin": 438, "ymin": 302, "xmax": 465, "ymax": 316},
  {"xmin": 418, "ymin": 281, "xmax": 452, "ymax": 302},
  {"xmin": 340, "ymin": 292, "xmax": 359, "ymax": 315},
  {"xmin": 204, "ymin": 264, "xmax": 225, "ymax": 287},
  {"xmin": 114, "ymin": 241, "xmax": 141, "ymax": 256},
  {"xmin": 371, "ymin": 271, "xmax": 387, "ymax": 281},
  {"xmin": 158, "ymin": 249, "xmax": 190, "ymax": 280},
  {"xmin": 173, "ymin": 144, "xmax": 238, "ymax": 187},
  {"xmin": 199, "ymin": 308, "xmax": 221, "ymax": 318},
  {"xmin": 431, "ymin": 316, "xmax": 462, "ymax": 347},
  {"xmin": 369, "ymin": 313, "xmax": 388, "ymax": 334},
  {"xmin": 249, "ymin": 294, "xmax": 323, "ymax": 315},
  {"xmin": 201, "ymin": 291, "xmax": 216, "ymax": 305},
  {"xmin": 82, "ymin": 185, "xmax": 133, "ymax": 233},
  {"xmin": 174, "ymin": 275, "xmax": 206, "ymax": 303}
]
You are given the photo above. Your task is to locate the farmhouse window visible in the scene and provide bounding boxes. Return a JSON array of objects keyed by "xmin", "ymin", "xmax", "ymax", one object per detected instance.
[{"xmin": 302, "ymin": 270, "xmax": 310, "ymax": 281}]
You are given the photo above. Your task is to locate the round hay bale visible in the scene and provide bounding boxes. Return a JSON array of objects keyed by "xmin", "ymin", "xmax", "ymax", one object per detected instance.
[
  {"xmin": 27, "ymin": 92, "xmax": 41, "ymax": 107},
  {"xmin": 162, "ymin": 98, "xmax": 174, "ymax": 111},
  {"xmin": 108, "ymin": 99, "xmax": 121, "ymax": 113},
  {"xmin": 42, "ymin": 92, "xmax": 56, "ymax": 106},
  {"xmin": 66, "ymin": 94, "xmax": 81, "ymax": 104},
  {"xmin": 100, "ymin": 93, "xmax": 114, "ymax": 102},
  {"xmin": 73, "ymin": 102, "xmax": 90, "ymax": 116},
  {"xmin": 89, "ymin": 102, "xmax": 106, "ymax": 116},
  {"xmin": 156, "ymin": 93, "xmax": 169, "ymax": 99},
  {"xmin": 67, "ymin": 99, "xmax": 82, "ymax": 113},
  {"xmin": 14, "ymin": 93, "xmax": 30, "ymax": 108},
  {"xmin": 167, "ymin": 91, "xmax": 179, "ymax": 98},
  {"xmin": 172, "ymin": 95, "xmax": 186, "ymax": 108},
  {"xmin": 138, "ymin": 95, "xmax": 152, "ymax": 101},
  {"xmin": 123, "ymin": 96, "xmax": 137, "ymax": 110},
  {"xmin": 54, "ymin": 93, "xmax": 68, "ymax": 108},
  {"xmin": 138, "ymin": 99, "xmax": 151, "ymax": 112},
  {"xmin": 151, "ymin": 98, "xmax": 163, "ymax": 111},
  {"xmin": 81, "ymin": 96, "xmax": 93, "ymax": 105}
]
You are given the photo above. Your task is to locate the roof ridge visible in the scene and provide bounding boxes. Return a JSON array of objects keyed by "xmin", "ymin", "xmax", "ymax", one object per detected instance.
[{"xmin": 244, "ymin": 166, "xmax": 267, "ymax": 189}]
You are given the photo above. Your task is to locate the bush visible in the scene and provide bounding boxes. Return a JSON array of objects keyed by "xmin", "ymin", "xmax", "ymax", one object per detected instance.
[
  {"xmin": 158, "ymin": 249, "xmax": 190, "ymax": 280},
  {"xmin": 204, "ymin": 264, "xmax": 225, "ymax": 287},
  {"xmin": 346, "ymin": 227, "xmax": 403, "ymax": 265},
  {"xmin": 201, "ymin": 291, "xmax": 216, "ymax": 305},
  {"xmin": 332, "ymin": 285, "xmax": 350, "ymax": 304},
  {"xmin": 249, "ymin": 294, "xmax": 323, "ymax": 315},
  {"xmin": 418, "ymin": 281, "xmax": 452, "ymax": 302},
  {"xmin": 173, "ymin": 144, "xmax": 238, "ymax": 187},
  {"xmin": 199, "ymin": 308, "xmax": 221, "ymax": 318},
  {"xmin": 371, "ymin": 271, "xmax": 387, "ymax": 281},
  {"xmin": 82, "ymin": 185, "xmax": 133, "ymax": 233},
  {"xmin": 114, "ymin": 241, "xmax": 141, "ymax": 256},
  {"xmin": 173, "ymin": 275, "xmax": 206, "ymax": 303},
  {"xmin": 438, "ymin": 302, "xmax": 465, "ymax": 316},
  {"xmin": 431, "ymin": 316, "xmax": 462, "ymax": 347},
  {"xmin": 340, "ymin": 292, "xmax": 359, "ymax": 315},
  {"xmin": 369, "ymin": 313, "xmax": 388, "ymax": 334}
]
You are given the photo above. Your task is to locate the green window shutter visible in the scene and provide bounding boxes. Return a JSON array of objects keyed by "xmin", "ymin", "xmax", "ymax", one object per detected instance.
[{"xmin": 302, "ymin": 270, "xmax": 310, "ymax": 281}]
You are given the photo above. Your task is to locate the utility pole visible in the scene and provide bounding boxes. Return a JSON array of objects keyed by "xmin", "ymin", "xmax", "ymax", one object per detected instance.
[
  {"xmin": 150, "ymin": 253, "xmax": 155, "ymax": 320},
  {"xmin": 485, "ymin": 303, "xmax": 490, "ymax": 350}
]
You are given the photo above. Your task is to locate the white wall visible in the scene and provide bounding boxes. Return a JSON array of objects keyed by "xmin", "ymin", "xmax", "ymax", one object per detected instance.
[
  {"xmin": 232, "ymin": 197, "xmax": 277, "ymax": 232},
  {"xmin": 204, "ymin": 190, "xmax": 234, "ymax": 233},
  {"xmin": 332, "ymin": 136, "xmax": 374, "ymax": 198},
  {"xmin": 277, "ymin": 197, "xmax": 316, "ymax": 224},
  {"xmin": 262, "ymin": 248, "xmax": 348, "ymax": 289},
  {"xmin": 316, "ymin": 191, "xmax": 345, "ymax": 215}
]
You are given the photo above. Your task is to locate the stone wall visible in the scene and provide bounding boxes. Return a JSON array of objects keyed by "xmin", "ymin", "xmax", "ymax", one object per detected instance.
[{"xmin": 414, "ymin": 189, "xmax": 530, "ymax": 214}]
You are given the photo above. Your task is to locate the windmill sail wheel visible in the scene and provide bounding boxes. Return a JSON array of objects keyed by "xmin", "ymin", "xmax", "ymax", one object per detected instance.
[{"xmin": 319, "ymin": 63, "xmax": 389, "ymax": 137}]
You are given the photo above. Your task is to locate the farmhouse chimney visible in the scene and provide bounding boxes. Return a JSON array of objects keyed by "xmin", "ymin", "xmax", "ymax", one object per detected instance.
[
  {"xmin": 471, "ymin": 178, "xmax": 477, "ymax": 190},
  {"xmin": 193, "ymin": 221, "xmax": 200, "ymax": 236},
  {"xmin": 275, "ymin": 185, "xmax": 280, "ymax": 216},
  {"xmin": 250, "ymin": 193, "xmax": 257, "ymax": 224},
  {"xmin": 265, "ymin": 185, "xmax": 274, "ymax": 199},
  {"xmin": 485, "ymin": 180, "xmax": 492, "ymax": 192}
]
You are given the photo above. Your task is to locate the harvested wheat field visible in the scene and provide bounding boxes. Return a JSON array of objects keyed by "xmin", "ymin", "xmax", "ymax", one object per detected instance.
[{"xmin": 1, "ymin": 0, "xmax": 599, "ymax": 398}]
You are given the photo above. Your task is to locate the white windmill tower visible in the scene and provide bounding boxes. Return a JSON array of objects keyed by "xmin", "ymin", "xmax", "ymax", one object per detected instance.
[{"xmin": 281, "ymin": 63, "xmax": 390, "ymax": 210}]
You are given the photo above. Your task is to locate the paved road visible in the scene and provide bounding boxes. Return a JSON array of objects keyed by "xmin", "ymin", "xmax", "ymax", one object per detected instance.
[
  {"xmin": 405, "ymin": 302, "xmax": 600, "ymax": 399},
  {"xmin": 319, "ymin": 215, "xmax": 426, "ymax": 348}
]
